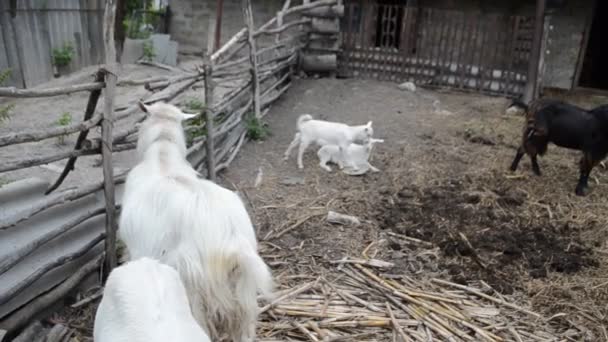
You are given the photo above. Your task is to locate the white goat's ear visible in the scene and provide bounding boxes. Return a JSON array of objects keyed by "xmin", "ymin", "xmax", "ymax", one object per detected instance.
[
  {"xmin": 181, "ymin": 113, "xmax": 198, "ymax": 121},
  {"xmin": 139, "ymin": 101, "xmax": 149, "ymax": 113},
  {"xmin": 367, "ymin": 121, "xmax": 373, "ymax": 127}
]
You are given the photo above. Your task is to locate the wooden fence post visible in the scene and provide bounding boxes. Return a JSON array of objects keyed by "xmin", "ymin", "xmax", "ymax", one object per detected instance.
[
  {"xmin": 242, "ymin": 0, "xmax": 261, "ymax": 118},
  {"xmin": 204, "ymin": 64, "xmax": 217, "ymax": 181},
  {"xmin": 101, "ymin": 0, "xmax": 119, "ymax": 281},
  {"xmin": 523, "ymin": 0, "xmax": 546, "ymax": 102}
]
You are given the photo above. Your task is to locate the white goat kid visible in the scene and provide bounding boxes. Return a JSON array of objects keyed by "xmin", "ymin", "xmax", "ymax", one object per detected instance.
[
  {"xmin": 94, "ymin": 257, "xmax": 211, "ymax": 342},
  {"xmin": 317, "ymin": 138, "xmax": 384, "ymax": 172},
  {"xmin": 119, "ymin": 102, "xmax": 274, "ymax": 342},
  {"xmin": 283, "ymin": 114, "xmax": 374, "ymax": 169}
]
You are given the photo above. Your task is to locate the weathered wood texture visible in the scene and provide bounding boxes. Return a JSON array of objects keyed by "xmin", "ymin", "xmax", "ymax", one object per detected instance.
[{"xmin": 339, "ymin": 3, "xmax": 534, "ymax": 97}]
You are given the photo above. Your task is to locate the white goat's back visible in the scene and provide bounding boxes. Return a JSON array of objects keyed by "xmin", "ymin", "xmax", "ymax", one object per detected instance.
[
  {"xmin": 120, "ymin": 101, "xmax": 273, "ymax": 341},
  {"xmin": 93, "ymin": 257, "xmax": 210, "ymax": 342}
]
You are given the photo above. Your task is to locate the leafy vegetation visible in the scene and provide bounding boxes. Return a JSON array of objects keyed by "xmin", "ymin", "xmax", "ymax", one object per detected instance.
[
  {"xmin": 186, "ymin": 98, "xmax": 206, "ymax": 111},
  {"xmin": 55, "ymin": 112, "xmax": 72, "ymax": 145},
  {"xmin": 52, "ymin": 42, "xmax": 75, "ymax": 67},
  {"xmin": 245, "ymin": 114, "xmax": 270, "ymax": 141},
  {"xmin": 142, "ymin": 40, "xmax": 156, "ymax": 61},
  {"xmin": 0, "ymin": 69, "xmax": 14, "ymax": 126}
]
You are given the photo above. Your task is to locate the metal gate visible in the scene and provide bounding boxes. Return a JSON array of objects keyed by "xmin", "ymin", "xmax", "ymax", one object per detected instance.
[{"xmin": 339, "ymin": 1, "xmax": 536, "ymax": 97}]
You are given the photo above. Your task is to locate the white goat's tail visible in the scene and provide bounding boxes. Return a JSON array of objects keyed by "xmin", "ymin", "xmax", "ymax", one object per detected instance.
[
  {"xmin": 297, "ymin": 114, "xmax": 313, "ymax": 131},
  {"xmin": 206, "ymin": 242, "xmax": 274, "ymax": 316}
]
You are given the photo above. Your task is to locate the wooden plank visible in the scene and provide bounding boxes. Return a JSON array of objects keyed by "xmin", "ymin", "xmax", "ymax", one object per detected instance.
[
  {"xmin": 398, "ymin": 5, "xmax": 410, "ymax": 82},
  {"xmin": 101, "ymin": 0, "xmax": 118, "ymax": 281},
  {"xmin": 204, "ymin": 64, "xmax": 216, "ymax": 182},
  {"xmin": 242, "ymin": 0, "xmax": 261, "ymax": 118},
  {"xmin": 523, "ymin": 0, "xmax": 546, "ymax": 102}
]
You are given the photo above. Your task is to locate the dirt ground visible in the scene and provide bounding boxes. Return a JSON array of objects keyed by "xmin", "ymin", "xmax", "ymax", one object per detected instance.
[
  {"xmin": 7, "ymin": 75, "xmax": 608, "ymax": 340},
  {"xmin": 218, "ymin": 78, "xmax": 608, "ymax": 339}
]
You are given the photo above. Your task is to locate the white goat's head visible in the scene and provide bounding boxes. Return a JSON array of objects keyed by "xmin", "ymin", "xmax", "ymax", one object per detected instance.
[
  {"xmin": 356, "ymin": 121, "xmax": 374, "ymax": 143},
  {"xmin": 136, "ymin": 101, "xmax": 198, "ymax": 159}
]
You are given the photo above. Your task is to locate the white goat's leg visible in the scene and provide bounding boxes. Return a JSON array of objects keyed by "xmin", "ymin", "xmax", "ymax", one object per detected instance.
[
  {"xmin": 337, "ymin": 159, "xmax": 345, "ymax": 170},
  {"xmin": 319, "ymin": 157, "xmax": 332, "ymax": 172},
  {"xmin": 297, "ymin": 139, "xmax": 311, "ymax": 169},
  {"xmin": 283, "ymin": 133, "xmax": 300, "ymax": 161}
]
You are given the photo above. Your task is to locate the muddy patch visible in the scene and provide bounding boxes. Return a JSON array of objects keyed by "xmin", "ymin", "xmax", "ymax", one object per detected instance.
[{"xmin": 374, "ymin": 179, "xmax": 599, "ymax": 293}]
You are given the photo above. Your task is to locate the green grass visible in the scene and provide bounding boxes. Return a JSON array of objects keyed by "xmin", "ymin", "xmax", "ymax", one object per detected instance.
[{"xmin": 56, "ymin": 112, "xmax": 73, "ymax": 145}]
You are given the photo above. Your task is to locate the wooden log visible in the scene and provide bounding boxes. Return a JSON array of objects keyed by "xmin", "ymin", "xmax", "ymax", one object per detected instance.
[
  {"xmin": 0, "ymin": 173, "xmax": 127, "ymax": 231},
  {"xmin": 0, "ymin": 82, "xmax": 105, "ymax": 98},
  {"xmin": 242, "ymin": 0, "xmax": 261, "ymax": 119},
  {"xmin": 101, "ymin": 0, "xmax": 119, "ymax": 282},
  {"xmin": 10, "ymin": 321, "xmax": 45, "ymax": 342},
  {"xmin": 0, "ymin": 144, "xmax": 126, "ymax": 174},
  {"xmin": 0, "ymin": 113, "xmax": 103, "ymax": 148},
  {"xmin": 45, "ymin": 324, "xmax": 71, "ymax": 342},
  {"xmin": 253, "ymin": 18, "xmax": 311, "ymax": 36},
  {"xmin": 302, "ymin": 4, "xmax": 344, "ymax": 18},
  {"xmin": 211, "ymin": 28, "xmax": 247, "ymax": 64},
  {"xmin": 0, "ymin": 207, "xmax": 106, "ymax": 276},
  {"xmin": 0, "ymin": 233, "xmax": 105, "ymax": 305},
  {"xmin": 310, "ymin": 17, "xmax": 340, "ymax": 34},
  {"xmin": 261, "ymin": 81, "xmax": 291, "ymax": 108},
  {"xmin": 117, "ymin": 75, "xmax": 167, "ymax": 87},
  {"xmin": 45, "ymin": 71, "xmax": 105, "ymax": 195},
  {"xmin": 144, "ymin": 73, "xmax": 200, "ymax": 91},
  {"xmin": 300, "ymin": 53, "xmax": 338, "ymax": 72},
  {"xmin": 0, "ymin": 255, "xmax": 103, "ymax": 334},
  {"xmin": 204, "ymin": 64, "xmax": 216, "ymax": 182}
]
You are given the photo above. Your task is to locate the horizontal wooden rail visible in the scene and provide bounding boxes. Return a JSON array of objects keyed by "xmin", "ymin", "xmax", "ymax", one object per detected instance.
[{"xmin": 0, "ymin": 82, "xmax": 105, "ymax": 98}]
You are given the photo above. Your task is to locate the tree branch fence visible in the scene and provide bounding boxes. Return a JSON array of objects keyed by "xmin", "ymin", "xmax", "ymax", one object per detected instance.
[{"xmin": 0, "ymin": 0, "xmax": 342, "ymax": 337}]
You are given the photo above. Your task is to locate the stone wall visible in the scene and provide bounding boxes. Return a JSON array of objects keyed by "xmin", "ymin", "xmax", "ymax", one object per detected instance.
[{"xmin": 169, "ymin": 0, "xmax": 284, "ymax": 55}]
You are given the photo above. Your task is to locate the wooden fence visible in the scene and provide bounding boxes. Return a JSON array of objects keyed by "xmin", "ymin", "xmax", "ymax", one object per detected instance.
[
  {"xmin": 0, "ymin": 0, "xmax": 338, "ymax": 337},
  {"xmin": 340, "ymin": 2, "xmax": 535, "ymax": 97}
]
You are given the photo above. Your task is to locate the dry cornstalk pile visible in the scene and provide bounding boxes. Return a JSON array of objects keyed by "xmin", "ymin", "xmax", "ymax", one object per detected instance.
[{"xmin": 257, "ymin": 259, "xmax": 563, "ymax": 342}]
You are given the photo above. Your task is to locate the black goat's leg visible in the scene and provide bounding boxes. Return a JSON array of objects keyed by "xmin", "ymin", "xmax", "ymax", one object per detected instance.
[
  {"xmin": 575, "ymin": 153, "xmax": 595, "ymax": 196},
  {"xmin": 510, "ymin": 146, "xmax": 525, "ymax": 171},
  {"xmin": 530, "ymin": 154, "xmax": 541, "ymax": 176}
]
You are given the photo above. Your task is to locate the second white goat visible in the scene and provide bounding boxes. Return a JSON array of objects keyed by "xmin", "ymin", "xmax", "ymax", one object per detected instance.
[
  {"xmin": 119, "ymin": 102, "xmax": 273, "ymax": 342},
  {"xmin": 93, "ymin": 257, "xmax": 211, "ymax": 342},
  {"xmin": 284, "ymin": 114, "xmax": 374, "ymax": 169},
  {"xmin": 317, "ymin": 138, "xmax": 384, "ymax": 173}
]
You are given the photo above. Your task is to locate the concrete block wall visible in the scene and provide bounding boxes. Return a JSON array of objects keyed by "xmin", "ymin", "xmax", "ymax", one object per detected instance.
[{"xmin": 169, "ymin": 0, "xmax": 284, "ymax": 55}]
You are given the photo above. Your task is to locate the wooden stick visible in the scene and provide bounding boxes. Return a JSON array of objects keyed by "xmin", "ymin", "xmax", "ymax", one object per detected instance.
[
  {"xmin": 204, "ymin": 64, "xmax": 217, "ymax": 182},
  {"xmin": 101, "ymin": 0, "xmax": 118, "ymax": 282},
  {"xmin": 0, "ymin": 255, "xmax": 103, "ymax": 334},
  {"xmin": 45, "ymin": 71, "xmax": 105, "ymax": 195},
  {"xmin": 211, "ymin": 28, "xmax": 247, "ymax": 63},
  {"xmin": 431, "ymin": 279, "xmax": 542, "ymax": 318},
  {"xmin": 386, "ymin": 302, "xmax": 412, "ymax": 342},
  {"xmin": 0, "ymin": 173, "xmax": 127, "ymax": 231},
  {"xmin": 0, "ymin": 207, "xmax": 107, "ymax": 276},
  {"xmin": 254, "ymin": 18, "xmax": 311, "ymax": 36},
  {"xmin": 0, "ymin": 233, "xmax": 105, "ymax": 305},
  {"xmin": 242, "ymin": 0, "xmax": 261, "ymax": 119},
  {"xmin": 259, "ymin": 280, "xmax": 318, "ymax": 314},
  {"xmin": 0, "ymin": 112, "xmax": 103, "ymax": 148},
  {"xmin": 0, "ymin": 143, "xmax": 134, "ymax": 174},
  {"xmin": 215, "ymin": 130, "xmax": 247, "ymax": 172},
  {"xmin": 293, "ymin": 321, "xmax": 320, "ymax": 341},
  {"xmin": 0, "ymin": 82, "xmax": 105, "ymax": 98}
]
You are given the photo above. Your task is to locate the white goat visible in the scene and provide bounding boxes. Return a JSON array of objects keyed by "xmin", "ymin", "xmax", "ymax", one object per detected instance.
[
  {"xmin": 93, "ymin": 257, "xmax": 211, "ymax": 342},
  {"xmin": 317, "ymin": 138, "xmax": 384, "ymax": 173},
  {"xmin": 119, "ymin": 102, "xmax": 274, "ymax": 342},
  {"xmin": 283, "ymin": 114, "xmax": 374, "ymax": 169}
]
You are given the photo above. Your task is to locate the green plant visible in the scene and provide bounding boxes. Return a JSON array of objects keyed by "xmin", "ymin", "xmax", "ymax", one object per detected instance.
[
  {"xmin": 142, "ymin": 40, "xmax": 156, "ymax": 62},
  {"xmin": 56, "ymin": 112, "xmax": 72, "ymax": 145},
  {"xmin": 186, "ymin": 98, "xmax": 206, "ymax": 111},
  {"xmin": 0, "ymin": 69, "xmax": 14, "ymax": 125},
  {"xmin": 52, "ymin": 43, "xmax": 75, "ymax": 67},
  {"xmin": 185, "ymin": 115, "xmax": 206, "ymax": 146},
  {"xmin": 245, "ymin": 114, "xmax": 270, "ymax": 141}
]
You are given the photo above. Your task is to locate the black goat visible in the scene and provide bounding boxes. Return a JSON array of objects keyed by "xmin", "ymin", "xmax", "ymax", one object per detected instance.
[{"xmin": 509, "ymin": 98, "xmax": 608, "ymax": 196}]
